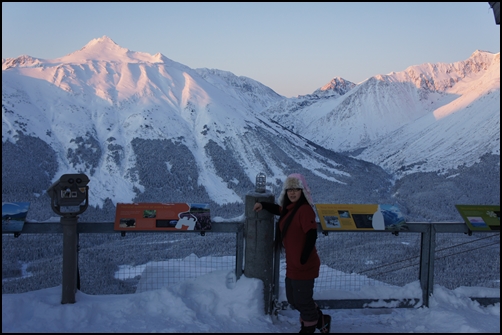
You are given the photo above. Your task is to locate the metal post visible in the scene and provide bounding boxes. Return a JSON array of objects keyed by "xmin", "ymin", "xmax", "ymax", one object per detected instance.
[
  {"xmin": 427, "ymin": 224, "xmax": 437, "ymax": 304},
  {"xmin": 235, "ymin": 224, "xmax": 245, "ymax": 280},
  {"xmin": 244, "ymin": 191, "xmax": 275, "ymax": 314},
  {"xmin": 61, "ymin": 215, "xmax": 79, "ymax": 304},
  {"xmin": 418, "ymin": 223, "xmax": 435, "ymax": 307}
]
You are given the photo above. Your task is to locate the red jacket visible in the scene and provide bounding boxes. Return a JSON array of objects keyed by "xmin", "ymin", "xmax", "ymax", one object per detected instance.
[{"xmin": 280, "ymin": 202, "xmax": 320, "ymax": 280}]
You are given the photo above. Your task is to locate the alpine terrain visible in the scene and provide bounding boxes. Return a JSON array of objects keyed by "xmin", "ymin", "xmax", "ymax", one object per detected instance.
[{"xmin": 2, "ymin": 36, "xmax": 500, "ymax": 222}]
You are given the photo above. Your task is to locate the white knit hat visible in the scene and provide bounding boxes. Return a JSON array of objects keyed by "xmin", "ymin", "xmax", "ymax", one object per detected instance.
[{"xmin": 278, "ymin": 173, "xmax": 314, "ymax": 207}]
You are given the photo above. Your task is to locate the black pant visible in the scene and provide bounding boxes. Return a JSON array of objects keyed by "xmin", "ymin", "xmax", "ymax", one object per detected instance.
[{"xmin": 285, "ymin": 277, "xmax": 318, "ymax": 323}]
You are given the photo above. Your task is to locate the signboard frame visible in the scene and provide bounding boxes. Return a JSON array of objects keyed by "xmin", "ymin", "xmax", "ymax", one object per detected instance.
[
  {"xmin": 455, "ymin": 205, "xmax": 500, "ymax": 231},
  {"xmin": 2, "ymin": 202, "xmax": 31, "ymax": 233},
  {"xmin": 114, "ymin": 202, "xmax": 211, "ymax": 231},
  {"xmin": 315, "ymin": 204, "xmax": 407, "ymax": 231}
]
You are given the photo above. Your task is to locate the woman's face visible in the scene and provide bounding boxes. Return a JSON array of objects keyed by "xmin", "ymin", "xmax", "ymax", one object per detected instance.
[{"xmin": 286, "ymin": 188, "xmax": 302, "ymax": 203}]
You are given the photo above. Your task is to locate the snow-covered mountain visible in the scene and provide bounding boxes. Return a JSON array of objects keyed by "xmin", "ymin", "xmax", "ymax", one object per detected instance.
[
  {"xmin": 262, "ymin": 51, "xmax": 500, "ymax": 176},
  {"xmin": 2, "ymin": 36, "xmax": 500, "ymax": 222}
]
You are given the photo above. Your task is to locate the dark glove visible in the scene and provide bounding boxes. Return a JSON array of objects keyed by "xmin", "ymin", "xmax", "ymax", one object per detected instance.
[
  {"xmin": 300, "ymin": 229, "xmax": 317, "ymax": 264},
  {"xmin": 260, "ymin": 202, "xmax": 281, "ymax": 216}
]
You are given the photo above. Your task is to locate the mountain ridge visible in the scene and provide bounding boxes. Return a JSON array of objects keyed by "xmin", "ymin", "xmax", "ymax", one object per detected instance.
[{"xmin": 2, "ymin": 36, "xmax": 499, "ymax": 222}]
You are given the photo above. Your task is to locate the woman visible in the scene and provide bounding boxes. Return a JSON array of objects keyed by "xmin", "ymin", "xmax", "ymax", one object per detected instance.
[{"xmin": 253, "ymin": 173, "xmax": 331, "ymax": 333}]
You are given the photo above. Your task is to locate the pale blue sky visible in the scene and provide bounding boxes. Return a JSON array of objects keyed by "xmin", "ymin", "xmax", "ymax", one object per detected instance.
[{"xmin": 2, "ymin": 2, "xmax": 500, "ymax": 97}]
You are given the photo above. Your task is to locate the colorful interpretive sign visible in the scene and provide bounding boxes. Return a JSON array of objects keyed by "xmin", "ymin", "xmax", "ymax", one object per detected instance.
[
  {"xmin": 114, "ymin": 202, "xmax": 211, "ymax": 231},
  {"xmin": 2, "ymin": 202, "xmax": 30, "ymax": 233},
  {"xmin": 455, "ymin": 205, "xmax": 500, "ymax": 231},
  {"xmin": 315, "ymin": 204, "xmax": 407, "ymax": 231}
]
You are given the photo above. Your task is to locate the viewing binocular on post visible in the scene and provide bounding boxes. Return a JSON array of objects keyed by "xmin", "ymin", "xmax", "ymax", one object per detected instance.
[{"xmin": 47, "ymin": 173, "xmax": 90, "ymax": 216}]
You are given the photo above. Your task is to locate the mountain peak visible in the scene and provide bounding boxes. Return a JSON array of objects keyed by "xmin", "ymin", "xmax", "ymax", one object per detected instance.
[
  {"xmin": 57, "ymin": 35, "xmax": 163, "ymax": 64},
  {"xmin": 2, "ymin": 54, "xmax": 42, "ymax": 70},
  {"xmin": 87, "ymin": 35, "xmax": 119, "ymax": 47},
  {"xmin": 311, "ymin": 76, "xmax": 356, "ymax": 97},
  {"xmin": 467, "ymin": 49, "xmax": 499, "ymax": 65}
]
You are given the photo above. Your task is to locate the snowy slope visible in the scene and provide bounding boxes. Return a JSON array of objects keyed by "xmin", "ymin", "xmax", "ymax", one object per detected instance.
[
  {"xmin": 2, "ymin": 36, "xmax": 499, "ymax": 222},
  {"xmin": 262, "ymin": 50, "xmax": 500, "ymax": 175},
  {"xmin": 2, "ymin": 37, "xmax": 354, "ymax": 211}
]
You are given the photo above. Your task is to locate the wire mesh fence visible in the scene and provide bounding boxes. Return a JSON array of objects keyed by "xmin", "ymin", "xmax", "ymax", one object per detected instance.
[
  {"xmin": 2, "ymin": 230, "xmax": 500, "ymax": 296},
  {"xmin": 314, "ymin": 231, "xmax": 500, "ymax": 292},
  {"xmin": 433, "ymin": 232, "xmax": 500, "ymax": 289},
  {"xmin": 315, "ymin": 232, "xmax": 421, "ymax": 291}
]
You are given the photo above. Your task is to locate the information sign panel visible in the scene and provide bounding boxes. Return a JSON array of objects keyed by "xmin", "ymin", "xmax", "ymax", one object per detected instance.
[
  {"xmin": 114, "ymin": 202, "xmax": 211, "ymax": 231},
  {"xmin": 2, "ymin": 202, "xmax": 30, "ymax": 233},
  {"xmin": 315, "ymin": 204, "xmax": 407, "ymax": 231},
  {"xmin": 455, "ymin": 205, "xmax": 500, "ymax": 231}
]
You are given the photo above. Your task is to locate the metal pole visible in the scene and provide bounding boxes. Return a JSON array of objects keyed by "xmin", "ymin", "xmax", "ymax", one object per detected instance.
[
  {"xmin": 61, "ymin": 215, "xmax": 78, "ymax": 304},
  {"xmin": 244, "ymin": 191, "xmax": 275, "ymax": 314},
  {"xmin": 419, "ymin": 223, "xmax": 434, "ymax": 307},
  {"xmin": 235, "ymin": 224, "xmax": 245, "ymax": 280}
]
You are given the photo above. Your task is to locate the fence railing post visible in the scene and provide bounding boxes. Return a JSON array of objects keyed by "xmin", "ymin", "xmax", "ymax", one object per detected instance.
[
  {"xmin": 419, "ymin": 223, "xmax": 435, "ymax": 307},
  {"xmin": 244, "ymin": 191, "xmax": 275, "ymax": 314},
  {"xmin": 235, "ymin": 224, "xmax": 245, "ymax": 280},
  {"xmin": 61, "ymin": 216, "xmax": 79, "ymax": 304}
]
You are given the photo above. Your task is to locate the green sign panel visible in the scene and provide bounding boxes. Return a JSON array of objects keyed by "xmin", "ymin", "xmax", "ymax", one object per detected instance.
[{"xmin": 455, "ymin": 205, "xmax": 500, "ymax": 231}]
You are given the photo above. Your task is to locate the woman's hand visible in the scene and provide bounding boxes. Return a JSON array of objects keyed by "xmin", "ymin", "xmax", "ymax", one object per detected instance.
[{"xmin": 253, "ymin": 202, "xmax": 263, "ymax": 212}]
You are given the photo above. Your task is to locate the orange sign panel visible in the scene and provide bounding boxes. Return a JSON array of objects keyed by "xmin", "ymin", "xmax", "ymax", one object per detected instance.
[{"xmin": 114, "ymin": 203, "xmax": 211, "ymax": 231}]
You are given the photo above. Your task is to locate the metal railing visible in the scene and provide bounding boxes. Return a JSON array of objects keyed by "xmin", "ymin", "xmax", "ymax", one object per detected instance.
[{"xmin": 3, "ymin": 219, "xmax": 499, "ymax": 310}]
